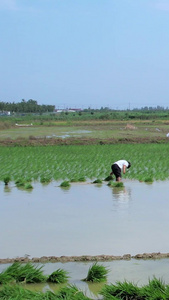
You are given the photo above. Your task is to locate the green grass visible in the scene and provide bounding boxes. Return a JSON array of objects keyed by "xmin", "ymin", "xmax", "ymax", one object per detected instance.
[
  {"xmin": 100, "ymin": 277, "xmax": 169, "ymax": 300},
  {"xmin": 0, "ymin": 143, "xmax": 169, "ymax": 182},
  {"xmin": 83, "ymin": 263, "xmax": 109, "ymax": 283},
  {"xmin": 0, "ymin": 262, "xmax": 46, "ymax": 284},
  {"xmin": 3, "ymin": 175, "xmax": 10, "ymax": 185},
  {"xmin": 108, "ymin": 181, "xmax": 124, "ymax": 187},
  {"xmin": 60, "ymin": 181, "xmax": 71, "ymax": 187},
  {"xmin": 0, "ymin": 270, "xmax": 169, "ymax": 300},
  {"xmin": 92, "ymin": 179, "xmax": 102, "ymax": 183},
  {"xmin": 47, "ymin": 268, "xmax": 69, "ymax": 283}
]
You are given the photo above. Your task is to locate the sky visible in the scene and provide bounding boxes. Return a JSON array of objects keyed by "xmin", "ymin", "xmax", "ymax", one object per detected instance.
[{"xmin": 1, "ymin": 0, "xmax": 169, "ymax": 110}]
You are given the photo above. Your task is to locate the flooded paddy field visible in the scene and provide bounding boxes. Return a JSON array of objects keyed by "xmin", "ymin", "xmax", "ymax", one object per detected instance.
[
  {"xmin": 1, "ymin": 180, "xmax": 169, "ymax": 258},
  {"xmin": 1, "ymin": 180, "xmax": 169, "ymax": 297}
]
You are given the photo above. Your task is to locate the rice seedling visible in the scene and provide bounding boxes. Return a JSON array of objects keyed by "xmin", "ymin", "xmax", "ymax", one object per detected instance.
[
  {"xmin": 15, "ymin": 262, "xmax": 47, "ymax": 283},
  {"xmin": 104, "ymin": 175, "xmax": 113, "ymax": 181},
  {"xmin": 40, "ymin": 175, "xmax": 52, "ymax": 183},
  {"xmin": 70, "ymin": 177, "xmax": 79, "ymax": 182},
  {"xmin": 92, "ymin": 179, "xmax": 102, "ymax": 183},
  {"xmin": 24, "ymin": 183, "xmax": 33, "ymax": 189},
  {"xmin": 107, "ymin": 181, "xmax": 124, "ymax": 188},
  {"xmin": 60, "ymin": 181, "xmax": 70, "ymax": 187},
  {"xmin": 83, "ymin": 263, "xmax": 109, "ymax": 283},
  {"xmin": 0, "ymin": 262, "xmax": 46, "ymax": 284},
  {"xmin": 3, "ymin": 175, "xmax": 10, "ymax": 185},
  {"xmin": 1, "ymin": 143, "xmax": 169, "ymax": 182},
  {"xmin": 56, "ymin": 285, "xmax": 91, "ymax": 300},
  {"xmin": 47, "ymin": 268, "xmax": 69, "ymax": 283},
  {"xmin": 78, "ymin": 177, "xmax": 86, "ymax": 182},
  {"xmin": 100, "ymin": 281, "xmax": 141, "ymax": 300},
  {"xmin": 114, "ymin": 182, "xmax": 124, "ymax": 187},
  {"xmin": 144, "ymin": 177, "xmax": 154, "ymax": 183},
  {"xmin": 0, "ymin": 285, "xmax": 37, "ymax": 300},
  {"xmin": 140, "ymin": 277, "xmax": 166, "ymax": 299},
  {"xmin": 15, "ymin": 178, "xmax": 25, "ymax": 187}
]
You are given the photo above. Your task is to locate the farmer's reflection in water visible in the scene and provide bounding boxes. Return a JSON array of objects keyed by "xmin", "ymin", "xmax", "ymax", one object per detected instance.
[{"xmin": 111, "ymin": 186, "xmax": 132, "ymax": 208}]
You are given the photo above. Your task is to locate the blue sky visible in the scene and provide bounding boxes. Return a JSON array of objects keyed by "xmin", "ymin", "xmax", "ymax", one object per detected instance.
[{"xmin": 1, "ymin": 0, "xmax": 169, "ymax": 109}]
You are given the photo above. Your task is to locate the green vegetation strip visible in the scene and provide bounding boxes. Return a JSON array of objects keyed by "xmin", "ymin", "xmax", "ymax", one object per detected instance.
[
  {"xmin": 0, "ymin": 263, "xmax": 169, "ymax": 299},
  {"xmin": 0, "ymin": 144, "xmax": 169, "ymax": 182}
]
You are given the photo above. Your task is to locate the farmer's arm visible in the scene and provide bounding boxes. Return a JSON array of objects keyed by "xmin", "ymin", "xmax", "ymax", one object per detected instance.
[{"xmin": 123, "ymin": 165, "xmax": 127, "ymax": 174}]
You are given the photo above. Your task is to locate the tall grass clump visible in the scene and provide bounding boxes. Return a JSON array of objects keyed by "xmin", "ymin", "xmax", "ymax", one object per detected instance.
[
  {"xmin": 60, "ymin": 181, "xmax": 70, "ymax": 187},
  {"xmin": 0, "ymin": 262, "xmax": 46, "ymax": 284},
  {"xmin": 56, "ymin": 285, "xmax": 91, "ymax": 300},
  {"xmin": 83, "ymin": 263, "xmax": 109, "ymax": 283},
  {"xmin": 140, "ymin": 277, "xmax": 167, "ymax": 299},
  {"xmin": 0, "ymin": 285, "xmax": 37, "ymax": 300},
  {"xmin": 100, "ymin": 277, "xmax": 169, "ymax": 300},
  {"xmin": 3, "ymin": 175, "xmax": 11, "ymax": 186},
  {"xmin": 24, "ymin": 183, "xmax": 33, "ymax": 189},
  {"xmin": 104, "ymin": 175, "xmax": 113, "ymax": 181},
  {"xmin": 40, "ymin": 175, "xmax": 52, "ymax": 184},
  {"xmin": 47, "ymin": 268, "xmax": 69, "ymax": 283},
  {"xmin": 15, "ymin": 178, "xmax": 25, "ymax": 187},
  {"xmin": 101, "ymin": 281, "xmax": 141, "ymax": 300},
  {"xmin": 92, "ymin": 179, "xmax": 102, "ymax": 184},
  {"xmin": 144, "ymin": 177, "xmax": 154, "ymax": 183},
  {"xmin": 107, "ymin": 181, "xmax": 124, "ymax": 187}
]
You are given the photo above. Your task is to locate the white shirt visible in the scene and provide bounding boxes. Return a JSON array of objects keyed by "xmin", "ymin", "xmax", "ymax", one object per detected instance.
[{"xmin": 114, "ymin": 160, "xmax": 129, "ymax": 170}]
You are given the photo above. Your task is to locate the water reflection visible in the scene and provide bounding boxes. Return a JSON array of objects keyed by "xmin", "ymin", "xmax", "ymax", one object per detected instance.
[
  {"xmin": 111, "ymin": 186, "xmax": 132, "ymax": 211},
  {"xmin": 4, "ymin": 186, "xmax": 12, "ymax": 193}
]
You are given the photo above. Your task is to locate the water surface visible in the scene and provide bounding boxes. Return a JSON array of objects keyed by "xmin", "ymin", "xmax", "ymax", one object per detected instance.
[{"xmin": 0, "ymin": 180, "xmax": 169, "ymax": 258}]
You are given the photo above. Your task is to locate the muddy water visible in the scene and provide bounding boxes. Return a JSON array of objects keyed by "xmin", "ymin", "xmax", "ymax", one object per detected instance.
[
  {"xmin": 0, "ymin": 259, "xmax": 169, "ymax": 299},
  {"xmin": 0, "ymin": 180, "xmax": 169, "ymax": 259}
]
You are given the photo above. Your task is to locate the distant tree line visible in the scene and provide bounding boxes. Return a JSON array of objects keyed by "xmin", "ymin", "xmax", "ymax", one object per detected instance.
[{"xmin": 0, "ymin": 99, "xmax": 55, "ymax": 113}]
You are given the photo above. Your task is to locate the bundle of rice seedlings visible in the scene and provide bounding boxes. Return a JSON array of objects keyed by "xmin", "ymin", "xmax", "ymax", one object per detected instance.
[
  {"xmin": 0, "ymin": 262, "xmax": 21, "ymax": 284},
  {"xmin": 15, "ymin": 178, "xmax": 25, "ymax": 187},
  {"xmin": 16, "ymin": 262, "xmax": 47, "ymax": 283},
  {"xmin": 92, "ymin": 179, "xmax": 102, "ymax": 184},
  {"xmin": 24, "ymin": 183, "xmax": 33, "ymax": 190},
  {"xmin": 83, "ymin": 263, "xmax": 109, "ymax": 283},
  {"xmin": 101, "ymin": 281, "xmax": 141, "ymax": 299},
  {"xmin": 60, "ymin": 181, "xmax": 70, "ymax": 187},
  {"xmin": 0, "ymin": 285, "xmax": 37, "ymax": 299},
  {"xmin": 107, "ymin": 180, "xmax": 114, "ymax": 187},
  {"xmin": 40, "ymin": 175, "xmax": 52, "ymax": 183},
  {"xmin": 107, "ymin": 181, "xmax": 124, "ymax": 188},
  {"xmin": 47, "ymin": 268, "xmax": 69, "ymax": 283},
  {"xmin": 144, "ymin": 177, "xmax": 154, "ymax": 183},
  {"xmin": 78, "ymin": 177, "xmax": 86, "ymax": 182},
  {"xmin": 104, "ymin": 175, "xmax": 113, "ymax": 181},
  {"xmin": 56, "ymin": 285, "xmax": 90, "ymax": 300},
  {"xmin": 140, "ymin": 277, "xmax": 166, "ymax": 299},
  {"xmin": 70, "ymin": 178, "xmax": 79, "ymax": 182},
  {"xmin": 3, "ymin": 175, "xmax": 11, "ymax": 186},
  {"xmin": 0, "ymin": 262, "xmax": 46, "ymax": 284}
]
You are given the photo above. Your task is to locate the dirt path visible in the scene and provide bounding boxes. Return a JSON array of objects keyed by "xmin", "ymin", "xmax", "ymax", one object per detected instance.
[{"xmin": 0, "ymin": 136, "xmax": 169, "ymax": 146}]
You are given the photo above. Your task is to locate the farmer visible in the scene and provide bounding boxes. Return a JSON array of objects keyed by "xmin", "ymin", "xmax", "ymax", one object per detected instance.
[{"xmin": 110, "ymin": 160, "xmax": 131, "ymax": 182}]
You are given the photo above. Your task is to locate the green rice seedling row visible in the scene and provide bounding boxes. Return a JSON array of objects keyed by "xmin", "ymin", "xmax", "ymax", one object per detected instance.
[{"xmin": 0, "ymin": 144, "xmax": 169, "ymax": 183}]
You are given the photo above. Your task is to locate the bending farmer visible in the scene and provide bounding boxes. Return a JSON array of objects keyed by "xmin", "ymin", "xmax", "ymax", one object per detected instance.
[{"xmin": 110, "ymin": 160, "xmax": 131, "ymax": 182}]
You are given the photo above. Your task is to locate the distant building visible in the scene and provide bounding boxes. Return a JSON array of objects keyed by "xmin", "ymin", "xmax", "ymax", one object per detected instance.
[
  {"xmin": 54, "ymin": 108, "xmax": 81, "ymax": 113},
  {"xmin": 0, "ymin": 111, "xmax": 11, "ymax": 116}
]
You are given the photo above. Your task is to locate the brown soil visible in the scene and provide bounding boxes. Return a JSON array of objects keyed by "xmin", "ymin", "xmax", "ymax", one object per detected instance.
[
  {"xmin": 0, "ymin": 136, "xmax": 169, "ymax": 146},
  {"xmin": 0, "ymin": 252, "xmax": 169, "ymax": 264}
]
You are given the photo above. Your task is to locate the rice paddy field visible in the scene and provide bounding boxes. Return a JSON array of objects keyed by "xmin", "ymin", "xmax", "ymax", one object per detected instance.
[
  {"xmin": 1, "ymin": 118, "xmax": 169, "ymax": 299},
  {"xmin": 0, "ymin": 143, "xmax": 169, "ymax": 183}
]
